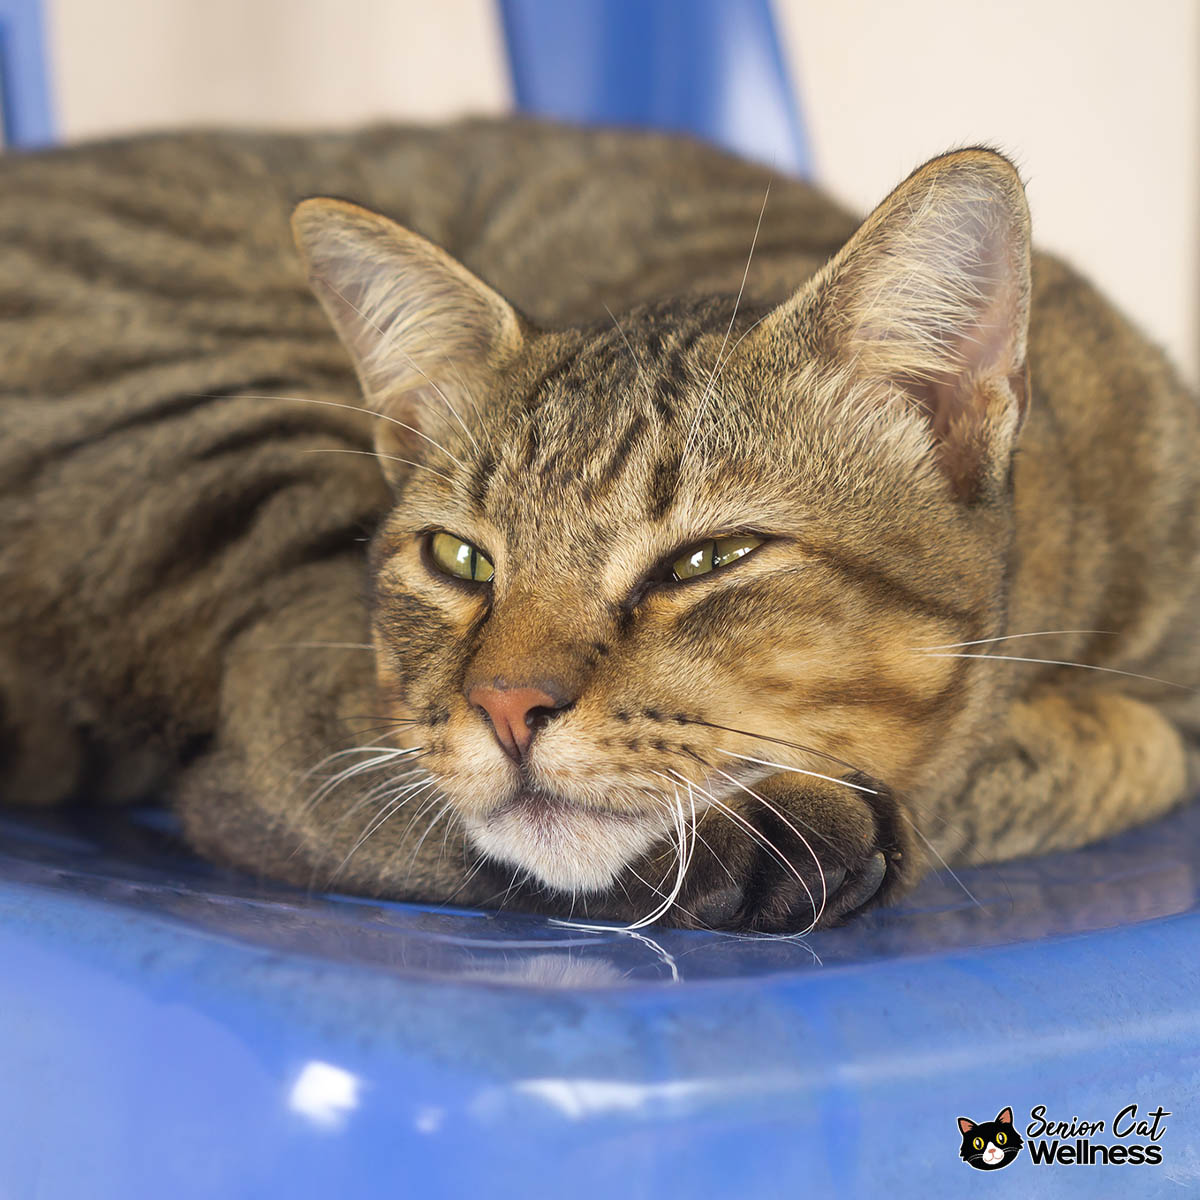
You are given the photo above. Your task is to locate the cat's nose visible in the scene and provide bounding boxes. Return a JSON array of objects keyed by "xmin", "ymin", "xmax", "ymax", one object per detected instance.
[{"xmin": 467, "ymin": 683, "xmax": 573, "ymax": 762}]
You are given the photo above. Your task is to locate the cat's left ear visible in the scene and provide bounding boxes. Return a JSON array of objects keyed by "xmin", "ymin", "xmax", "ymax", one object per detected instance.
[
  {"xmin": 774, "ymin": 148, "xmax": 1031, "ymax": 502},
  {"xmin": 996, "ymin": 1107, "xmax": 1014, "ymax": 1126},
  {"xmin": 292, "ymin": 198, "xmax": 525, "ymax": 485}
]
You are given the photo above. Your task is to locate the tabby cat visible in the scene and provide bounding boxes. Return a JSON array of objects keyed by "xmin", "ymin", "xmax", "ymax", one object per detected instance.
[{"xmin": 2, "ymin": 121, "xmax": 1198, "ymax": 931}]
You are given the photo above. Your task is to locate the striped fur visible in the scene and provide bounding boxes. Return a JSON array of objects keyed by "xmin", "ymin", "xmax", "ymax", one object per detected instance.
[{"xmin": 1, "ymin": 122, "xmax": 1197, "ymax": 931}]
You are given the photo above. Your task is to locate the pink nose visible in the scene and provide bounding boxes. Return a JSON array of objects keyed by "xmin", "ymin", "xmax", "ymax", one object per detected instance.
[{"xmin": 468, "ymin": 685, "xmax": 569, "ymax": 761}]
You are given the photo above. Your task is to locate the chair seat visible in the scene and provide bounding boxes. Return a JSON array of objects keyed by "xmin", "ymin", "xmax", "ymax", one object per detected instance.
[{"xmin": 3, "ymin": 799, "xmax": 1198, "ymax": 1197}]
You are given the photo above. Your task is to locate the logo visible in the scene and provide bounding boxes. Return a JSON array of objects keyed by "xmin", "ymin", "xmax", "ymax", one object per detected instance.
[
  {"xmin": 958, "ymin": 1107, "xmax": 1023, "ymax": 1170},
  {"xmin": 1023, "ymin": 1104, "xmax": 1168, "ymax": 1166},
  {"xmin": 956, "ymin": 1103, "xmax": 1170, "ymax": 1172}
]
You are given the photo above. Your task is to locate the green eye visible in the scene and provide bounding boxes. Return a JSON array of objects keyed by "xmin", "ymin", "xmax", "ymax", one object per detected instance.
[
  {"xmin": 429, "ymin": 532, "xmax": 494, "ymax": 583},
  {"xmin": 670, "ymin": 535, "xmax": 763, "ymax": 582},
  {"xmin": 973, "ymin": 1137, "xmax": 984, "ymax": 1150}
]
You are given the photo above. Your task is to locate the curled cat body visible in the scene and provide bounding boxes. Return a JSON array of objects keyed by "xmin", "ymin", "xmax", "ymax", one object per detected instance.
[{"xmin": 2, "ymin": 120, "xmax": 1198, "ymax": 931}]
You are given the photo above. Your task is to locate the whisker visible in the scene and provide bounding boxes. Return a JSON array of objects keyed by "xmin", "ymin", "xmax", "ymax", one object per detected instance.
[
  {"xmin": 691, "ymin": 787, "xmax": 820, "ymax": 926},
  {"xmin": 440, "ymin": 850, "xmax": 491, "ymax": 906},
  {"xmin": 281, "ymin": 749, "xmax": 424, "ymax": 866},
  {"xmin": 400, "ymin": 791, "xmax": 455, "ymax": 875},
  {"xmin": 187, "ymin": 391, "xmax": 464, "ymax": 461},
  {"xmin": 709, "ymin": 310, "xmax": 771, "ymax": 383},
  {"xmin": 556, "ymin": 786, "xmax": 700, "ymax": 932},
  {"xmin": 666, "ymin": 784, "xmax": 700, "ymax": 926},
  {"xmin": 300, "ymin": 447, "xmax": 455, "ymax": 484},
  {"xmin": 295, "ymin": 745, "xmax": 427, "ymax": 831},
  {"xmin": 603, "ymin": 303, "xmax": 657, "ymax": 412},
  {"xmin": 623, "ymin": 784, "xmax": 690, "ymax": 929},
  {"xmin": 719, "ymin": 750, "xmax": 878, "ymax": 795},
  {"xmin": 653, "ymin": 790, "xmax": 690, "ymax": 927},
  {"xmin": 319, "ymin": 722, "xmax": 420, "ymax": 749},
  {"xmin": 685, "ymin": 753, "xmax": 839, "ymax": 853},
  {"xmin": 622, "ymin": 929, "xmax": 681, "ymax": 983},
  {"xmin": 689, "ymin": 823, "xmax": 741, "ymax": 891},
  {"xmin": 707, "ymin": 766, "xmax": 827, "ymax": 930},
  {"xmin": 242, "ymin": 641, "xmax": 373, "ymax": 652},
  {"xmin": 918, "ymin": 651, "xmax": 1195, "ymax": 692},
  {"xmin": 370, "ymin": 418, "xmax": 465, "ymax": 467},
  {"xmin": 301, "ymin": 743, "xmax": 423, "ymax": 787},
  {"xmin": 307, "ymin": 771, "xmax": 433, "ymax": 853},
  {"xmin": 494, "ymin": 863, "xmax": 529, "ymax": 912},
  {"xmin": 332, "ymin": 771, "xmax": 433, "ymax": 828},
  {"xmin": 339, "ymin": 714, "xmax": 423, "ymax": 726},
  {"xmin": 310, "ymin": 273, "xmax": 480, "ymax": 462},
  {"xmin": 329, "ymin": 778, "xmax": 437, "ymax": 883},
  {"xmin": 350, "ymin": 774, "xmax": 430, "ymax": 823},
  {"xmin": 684, "ymin": 181, "xmax": 770, "ymax": 458},
  {"xmin": 300, "ymin": 761, "xmax": 417, "ymax": 820},
  {"xmin": 898, "ymin": 811, "xmax": 980, "ymax": 908},
  {"xmin": 663, "ymin": 769, "xmax": 819, "ymax": 934},
  {"xmin": 623, "ymin": 861, "xmax": 671, "ymax": 907},
  {"xmin": 187, "ymin": 390, "xmax": 375, "ymax": 422},
  {"xmin": 441, "ymin": 355, "xmax": 491, "ymax": 454},
  {"xmin": 677, "ymin": 716, "xmax": 868, "ymax": 775},
  {"xmin": 915, "ymin": 629, "xmax": 1117, "ymax": 651},
  {"xmin": 475, "ymin": 863, "xmax": 531, "ymax": 912}
]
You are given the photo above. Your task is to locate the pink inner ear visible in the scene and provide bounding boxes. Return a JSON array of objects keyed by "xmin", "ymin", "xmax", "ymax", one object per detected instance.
[
  {"xmin": 997, "ymin": 1107, "xmax": 1013, "ymax": 1125},
  {"xmin": 958, "ymin": 1117, "xmax": 976, "ymax": 1134},
  {"xmin": 910, "ymin": 251, "xmax": 1027, "ymax": 439}
]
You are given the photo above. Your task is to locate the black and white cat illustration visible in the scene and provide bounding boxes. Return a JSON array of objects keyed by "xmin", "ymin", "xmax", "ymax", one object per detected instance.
[{"xmin": 958, "ymin": 1107, "xmax": 1024, "ymax": 1170}]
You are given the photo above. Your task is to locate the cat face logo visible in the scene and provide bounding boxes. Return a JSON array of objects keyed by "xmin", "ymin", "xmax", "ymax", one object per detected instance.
[{"xmin": 958, "ymin": 1107, "xmax": 1024, "ymax": 1170}]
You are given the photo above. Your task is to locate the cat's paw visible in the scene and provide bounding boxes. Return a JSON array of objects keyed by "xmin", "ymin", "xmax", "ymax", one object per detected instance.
[{"xmin": 682, "ymin": 772, "xmax": 918, "ymax": 933}]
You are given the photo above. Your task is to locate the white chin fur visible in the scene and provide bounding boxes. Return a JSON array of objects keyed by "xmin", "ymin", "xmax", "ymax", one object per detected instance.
[{"xmin": 465, "ymin": 804, "xmax": 661, "ymax": 894}]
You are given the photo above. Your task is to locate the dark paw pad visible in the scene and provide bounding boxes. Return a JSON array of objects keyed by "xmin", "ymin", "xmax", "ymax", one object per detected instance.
[
  {"xmin": 685, "ymin": 773, "xmax": 912, "ymax": 934},
  {"xmin": 823, "ymin": 850, "xmax": 888, "ymax": 923}
]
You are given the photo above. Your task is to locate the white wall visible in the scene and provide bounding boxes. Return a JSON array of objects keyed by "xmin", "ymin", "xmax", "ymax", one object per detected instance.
[
  {"xmin": 47, "ymin": 0, "xmax": 509, "ymax": 132},
  {"xmin": 45, "ymin": 0, "xmax": 1199, "ymax": 383},
  {"xmin": 778, "ymin": 0, "xmax": 1200, "ymax": 384}
]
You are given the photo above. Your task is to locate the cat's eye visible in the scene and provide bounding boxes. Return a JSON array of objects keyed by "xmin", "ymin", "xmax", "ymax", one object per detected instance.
[
  {"xmin": 996, "ymin": 1132, "xmax": 1007, "ymax": 1145},
  {"xmin": 973, "ymin": 1137, "xmax": 984, "ymax": 1150},
  {"xmin": 670, "ymin": 535, "xmax": 764, "ymax": 582},
  {"xmin": 428, "ymin": 531, "xmax": 494, "ymax": 583}
]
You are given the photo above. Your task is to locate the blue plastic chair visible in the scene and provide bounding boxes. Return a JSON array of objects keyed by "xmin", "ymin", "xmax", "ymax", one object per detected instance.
[
  {"xmin": 499, "ymin": 0, "xmax": 810, "ymax": 175},
  {"xmin": 4, "ymin": 5, "xmax": 1199, "ymax": 1198},
  {"xmin": 0, "ymin": 0, "xmax": 54, "ymax": 146}
]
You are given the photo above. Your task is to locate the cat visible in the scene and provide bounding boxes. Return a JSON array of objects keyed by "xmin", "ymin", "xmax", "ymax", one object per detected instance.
[
  {"xmin": 958, "ymin": 1108, "xmax": 1024, "ymax": 1170},
  {"xmin": 1, "ymin": 120, "xmax": 1198, "ymax": 932}
]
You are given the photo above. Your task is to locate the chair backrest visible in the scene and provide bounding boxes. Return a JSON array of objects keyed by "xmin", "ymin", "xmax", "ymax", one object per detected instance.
[
  {"xmin": 0, "ymin": 0, "xmax": 54, "ymax": 147},
  {"xmin": 498, "ymin": 0, "xmax": 810, "ymax": 176},
  {"xmin": 0, "ymin": 0, "xmax": 809, "ymax": 167}
]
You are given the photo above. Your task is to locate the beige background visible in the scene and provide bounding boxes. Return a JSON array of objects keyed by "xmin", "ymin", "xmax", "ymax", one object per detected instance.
[{"xmin": 45, "ymin": 0, "xmax": 1200, "ymax": 383}]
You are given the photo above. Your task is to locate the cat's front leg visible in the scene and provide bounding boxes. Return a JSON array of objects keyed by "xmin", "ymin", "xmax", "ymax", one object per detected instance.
[
  {"xmin": 931, "ymin": 687, "xmax": 1192, "ymax": 866},
  {"xmin": 172, "ymin": 568, "xmax": 498, "ymax": 908},
  {"xmin": 674, "ymin": 771, "xmax": 922, "ymax": 932}
]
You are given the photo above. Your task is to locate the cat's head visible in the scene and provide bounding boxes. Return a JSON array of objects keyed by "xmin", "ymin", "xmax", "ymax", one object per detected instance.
[
  {"xmin": 958, "ymin": 1108, "xmax": 1024, "ymax": 1170},
  {"xmin": 292, "ymin": 148, "xmax": 1031, "ymax": 909}
]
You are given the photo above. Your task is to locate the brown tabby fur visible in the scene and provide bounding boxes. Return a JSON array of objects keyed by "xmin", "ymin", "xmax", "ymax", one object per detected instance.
[{"xmin": 1, "ymin": 120, "xmax": 1197, "ymax": 931}]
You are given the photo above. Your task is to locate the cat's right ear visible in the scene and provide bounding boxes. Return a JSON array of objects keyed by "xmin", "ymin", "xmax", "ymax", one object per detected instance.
[
  {"xmin": 291, "ymin": 198, "xmax": 525, "ymax": 485},
  {"xmin": 957, "ymin": 1117, "xmax": 977, "ymax": 1135},
  {"xmin": 761, "ymin": 148, "xmax": 1031, "ymax": 504}
]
